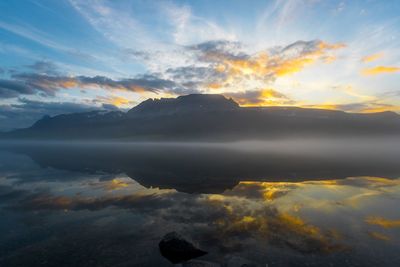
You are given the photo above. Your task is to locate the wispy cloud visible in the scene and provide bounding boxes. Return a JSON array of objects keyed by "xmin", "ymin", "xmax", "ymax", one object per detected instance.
[
  {"xmin": 362, "ymin": 66, "xmax": 400, "ymax": 75},
  {"xmin": 361, "ymin": 52, "xmax": 384, "ymax": 63},
  {"xmin": 162, "ymin": 2, "xmax": 236, "ymax": 45},
  {"xmin": 0, "ymin": 21, "xmax": 69, "ymax": 51}
]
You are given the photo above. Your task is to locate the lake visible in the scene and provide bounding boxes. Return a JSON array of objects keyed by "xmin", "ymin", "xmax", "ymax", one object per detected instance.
[{"xmin": 0, "ymin": 140, "xmax": 399, "ymax": 266}]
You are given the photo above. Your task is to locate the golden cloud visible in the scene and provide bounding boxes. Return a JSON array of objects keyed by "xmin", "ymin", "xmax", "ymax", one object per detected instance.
[
  {"xmin": 215, "ymin": 41, "xmax": 345, "ymax": 81},
  {"xmin": 223, "ymin": 88, "xmax": 294, "ymax": 107},
  {"xmin": 109, "ymin": 96, "xmax": 131, "ymax": 106},
  {"xmin": 362, "ymin": 53, "xmax": 384, "ymax": 63},
  {"xmin": 362, "ymin": 66, "xmax": 400, "ymax": 75}
]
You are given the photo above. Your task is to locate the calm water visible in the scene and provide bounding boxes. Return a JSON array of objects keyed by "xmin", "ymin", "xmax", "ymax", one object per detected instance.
[{"xmin": 0, "ymin": 141, "xmax": 400, "ymax": 266}]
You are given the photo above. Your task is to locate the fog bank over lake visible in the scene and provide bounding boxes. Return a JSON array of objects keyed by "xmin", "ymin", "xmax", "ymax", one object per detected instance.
[{"xmin": 1, "ymin": 137, "xmax": 400, "ymax": 194}]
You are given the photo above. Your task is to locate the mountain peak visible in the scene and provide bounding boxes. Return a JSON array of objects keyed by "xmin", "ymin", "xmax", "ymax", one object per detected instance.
[{"xmin": 128, "ymin": 94, "xmax": 239, "ymax": 116}]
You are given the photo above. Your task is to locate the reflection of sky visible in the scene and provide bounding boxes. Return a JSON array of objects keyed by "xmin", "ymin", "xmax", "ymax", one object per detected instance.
[{"xmin": 0, "ymin": 152, "xmax": 400, "ymax": 266}]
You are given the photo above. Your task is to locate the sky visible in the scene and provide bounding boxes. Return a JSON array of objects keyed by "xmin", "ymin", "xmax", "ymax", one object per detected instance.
[{"xmin": 0, "ymin": 0, "xmax": 399, "ymax": 130}]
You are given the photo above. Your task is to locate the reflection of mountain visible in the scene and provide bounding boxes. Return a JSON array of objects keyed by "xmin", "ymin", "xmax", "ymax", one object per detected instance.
[
  {"xmin": 2, "ymin": 142, "xmax": 400, "ymax": 193},
  {"xmin": 3, "ymin": 94, "xmax": 400, "ymax": 140}
]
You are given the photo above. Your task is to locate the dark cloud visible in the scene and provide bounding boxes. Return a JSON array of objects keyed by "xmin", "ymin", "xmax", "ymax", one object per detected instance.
[
  {"xmin": 166, "ymin": 65, "xmax": 220, "ymax": 80},
  {"xmin": 165, "ymin": 65, "xmax": 227, "ymax": 91},
  {"xmin": 189, "ymin": 40, "xmax": 249, "ymax": 61},
  {"xmin": 25, "ymin": 60, "xmax": 60, "ymax": 75},
  {"xmin": 380, "ymin": 90, "xmax": 400, "ymax": 98},
  {"xmin": 0, "ymin": 79, "xmax": 35, "ymax": 98},
  {"xmin": 0, "ymin": 72, "xmax": 186, "ymax": 99},
  {"xmin": 123, "ymin": 49, "xmax": 153, "ymax": 61}
]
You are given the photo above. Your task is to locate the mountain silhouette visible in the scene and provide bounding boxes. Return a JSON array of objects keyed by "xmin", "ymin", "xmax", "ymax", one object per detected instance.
[{"xmin": 2, "ymin": 94, "xmax": 400, "ymax": 140}]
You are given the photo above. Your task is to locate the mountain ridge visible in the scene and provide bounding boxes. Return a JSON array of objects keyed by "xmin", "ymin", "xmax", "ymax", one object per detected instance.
[{"xmin": 2, "ymin": 94, "xmax": 400, "ymax": 140}]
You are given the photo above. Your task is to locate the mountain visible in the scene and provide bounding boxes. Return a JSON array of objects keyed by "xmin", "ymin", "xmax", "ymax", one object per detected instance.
[{"xmin": 2, "ymin": 94, "xmax": 400, "ymax": 140}]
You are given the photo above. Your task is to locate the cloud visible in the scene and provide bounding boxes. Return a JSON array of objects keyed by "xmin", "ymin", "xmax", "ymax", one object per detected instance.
[
  {"xmin": 361, "ymin": 53, "xmax": 384, "ymax": 63},
  {"xmin": 2, "ymin": 39, "xmax": 343, "ymax": 101},
  {"xmin": 303, "ymin": 100, "xmax": 400, "ymax": 113},
  {"xmin": 186, "ymin": 39, "xmax": 345, "ymax": 93},
  {"xmin": 0, "ymin": 21, "xmax": 69, "ymax": 51},
  {"xmin": 68, "ymin": 0, "xmax": 159, "ymax": 50},
  {"xmin": 122, "ymin": 39, "xmax": 346, "ymax": 99},
  {"xmin": 162, "ymin": 2, "xmax": 236, "ymax": 45},
  {"xmin": 0, "ymin": 79, "xmax": 35, "ymax": 98},
  {"xmin": 0, "ymin": 21, "xmax": 96, "ymax": 62},
  {"xmin": 93, "ymin": 95, "xmax": 135, "ymax": 107},
  {"xmin": 362, "ymin": 66, "xmax": 400, "ymax": 75},
  {"xmin": 25, "ymin": 60, "xmax": 60, "ymax": 75},
  {"xmin": 223, "ymin": 89, "xmax": 294, "ymax": 106},
  {"xmin": 0, "ymin": 72, "xmax": 185, "ymax": 98}
]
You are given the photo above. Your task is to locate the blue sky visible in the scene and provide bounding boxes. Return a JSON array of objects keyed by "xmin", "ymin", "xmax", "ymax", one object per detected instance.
[{"xmin": 0, "ymin": 0, "xmax": 399, "ymax": 130}]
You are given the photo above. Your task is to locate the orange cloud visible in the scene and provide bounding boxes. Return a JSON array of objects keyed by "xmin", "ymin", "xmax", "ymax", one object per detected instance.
[
  {"xmin": 200, "ymin": 40, "xmax": 346, "ymax": 95},
  {"xmin": 219, "ymin": 41, "xmax": 345, "ymax": 80},
  {"xmin": 362, "ymin": 66, "xmax": 400, "ymax": 75},
  {"xmin": 224, "ymin": 88, "xmax": 293, "ymax": 107},
  {"xmin": 362, "ymin": 53, "xmax": 384, "ymax": 63},
  {"xmin": 207, "ymin": 83, "xmax": 223, "ymax": 89},
  {"xmin": 110, "ymin": 96, "xmax": 131, "ymax": 106}
]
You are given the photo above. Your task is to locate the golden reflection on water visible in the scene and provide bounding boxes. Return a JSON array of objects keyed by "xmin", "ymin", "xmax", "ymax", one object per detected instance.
[{"xmin": 3, "ymin": 174, "xmax": 400, "ymax": 263}]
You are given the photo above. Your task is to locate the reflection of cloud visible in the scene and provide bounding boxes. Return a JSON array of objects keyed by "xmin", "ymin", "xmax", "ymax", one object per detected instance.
[
  {"xmin": 225, "ymin": 181, "xmax": 298, "ymax": 201},
  {"xmin": 104, "ymin": 179, "xmax": 130, "ymax": 191},
  {"xmin": 368, "ymin": 231, "xmax": 390, "ymax": 241},
  {"xmin": 335, "ymin": 176, "xmax": 400, "ymax": 189},
  {"xmin": 362, "ymin": 66, "xmax": 400, "ymax": 75},
  {"xmin": 9, "ymin": 177, "xmax": 346, "ymax": 255},
  {"xmin": 365, "ymin": 216, "xmax": 400, "ymax": 229},
  {"xmin": 7, "ymin": 174, "xmax": 400, "ymax": 258},
  {"xmin": 200, "ymin": 194, "xmax": 345, "ymax": 254}
]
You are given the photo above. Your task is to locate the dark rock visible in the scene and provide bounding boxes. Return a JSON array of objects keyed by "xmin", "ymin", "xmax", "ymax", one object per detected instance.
[{"xmin": 159, "ymin": 232, "xmax": 208, "ymax": 264}]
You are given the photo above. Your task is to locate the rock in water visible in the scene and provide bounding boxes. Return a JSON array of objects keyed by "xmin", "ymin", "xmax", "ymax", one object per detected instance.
[{"xmin": 159, "ymin": 232, "xmax": 208, "ymax": 264}]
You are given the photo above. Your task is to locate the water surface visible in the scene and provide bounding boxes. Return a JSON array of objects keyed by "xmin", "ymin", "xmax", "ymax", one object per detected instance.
[{"xmin": 0, "ymin": 141, "xmax": 399, "ymax": 266}]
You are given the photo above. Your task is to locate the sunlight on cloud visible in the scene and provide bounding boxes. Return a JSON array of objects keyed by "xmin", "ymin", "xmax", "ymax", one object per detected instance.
[
  {"xmin": 362, "ymin": 52, "xmax": 384, "ymax": 63},
  {"xmin": 191, "ymin": 40, "xmax": 345, "ymax": 106},
  {"xmin": 362, "ymin": 66, "xmax": 400, "ymax": 75}
]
